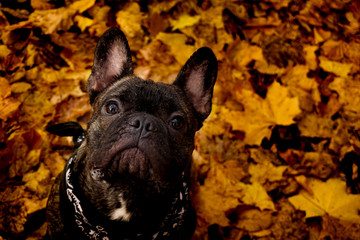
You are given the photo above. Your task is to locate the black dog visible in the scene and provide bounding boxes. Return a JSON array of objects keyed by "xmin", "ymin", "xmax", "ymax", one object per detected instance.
[{"xmin": 46, "ymin": 27, "xmax": 217, "ymax": 239}]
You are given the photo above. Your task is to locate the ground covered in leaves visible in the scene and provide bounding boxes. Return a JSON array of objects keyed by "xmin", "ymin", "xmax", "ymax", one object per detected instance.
[{"xmin": 1, "ymin": 0, "xmax": 360, "ymax": 239}]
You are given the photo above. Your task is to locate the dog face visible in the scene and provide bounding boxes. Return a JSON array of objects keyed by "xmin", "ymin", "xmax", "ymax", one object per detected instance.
[
  {"xmin": 88, "ymin": 78, "xmax": 197, "ymax": 185},
  {"xmin": 77, "ymin": 28, "xmax": 217, "ymax": 221}
]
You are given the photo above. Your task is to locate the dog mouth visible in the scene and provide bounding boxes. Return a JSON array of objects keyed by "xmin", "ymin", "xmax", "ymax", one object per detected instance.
[
  {"xmin": 88, "ymin": 136, "xmax": 173, "ymax": 183},
  {"xmin": 108, "ymin": 147, "xmax": 151, "ymax": 179}
]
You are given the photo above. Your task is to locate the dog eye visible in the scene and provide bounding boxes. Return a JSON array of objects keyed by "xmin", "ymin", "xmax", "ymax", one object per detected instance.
[
  {"xmin": 105, "ymin": 102, "xmax": 120, "ymax": 115},
  {"xmin": 169, "ymin": 116, "xmax": 185, "ymax": 129}
]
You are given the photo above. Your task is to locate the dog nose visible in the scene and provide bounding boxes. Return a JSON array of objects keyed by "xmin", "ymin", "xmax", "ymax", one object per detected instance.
[
  {"xmin": 145, "ymin": 121, "xmax": 158, "ymax": 132},
  {"xmin": 129, "ymin": 115, "xmax": 158, "ymax": 133},
  {"xmin": 129, "ymin": 119, "xmax": 141, "ymax": 128}
]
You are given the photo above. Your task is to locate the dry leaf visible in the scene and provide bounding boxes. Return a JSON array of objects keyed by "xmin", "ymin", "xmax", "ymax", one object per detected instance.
[
  {"xmin": 1, "ymin": 0, "xmax": 360, "ymax": 239},
  {"xmin": 0, "ymin": 98, "xmax": 21, "ymax": 119},
  {"xmin": 74, "ymin": 15, "xmax": 94, "ymax": 32},
  {"xmin": 224, "ymin": 81, "xmax": 301, "ymax": 145},
  {"xmin": 29, "ymin": 8, "xmax": 74, "ymax": 34},
  {"xmin": 328, "ymin": 77, "xmax": 360, "ymax": 118},
  {"xmin": 169, "ymin": 13, "xmax": 201, "ymax": 30},
  {"xmin": 289, "ymin": 178, "xmax": 360, "ymax": 223},
  {"xmin": 236, "ymin": 208, "xmax": 273, "ymax": 232},
  {"xmin": 227, "ymin": 41, "xmax": 264, "ymax": 68},
  {"xmin": 240, "ymin": 182, "xmax": 275, "ymax": 210},
  {"xmin": 193, "ymin": 160, "xmax": 245, "ymax": 227},
  {"xmin": 249, "ymin": 162, "xmax": 287, "ymax": 184},
  {"xmin": 69, "ymin": 0, "xmax": 96, "ymax": 13},
  {"xmin": 319, "ymin": 56, "xmax": 353, "ymax": 77},
  {"xmin": 116, "ymin": 2, "xmax": 145, "ymax": 38},
  {"xmin": 156, "ymin": 32, "xmax": 196, "ymax": 64},
  {"xmin": 23, "ymin": 163, "xmax": 51, "ymax": 197}
]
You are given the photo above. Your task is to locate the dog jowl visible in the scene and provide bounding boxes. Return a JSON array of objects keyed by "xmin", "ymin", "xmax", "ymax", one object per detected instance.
[{"xmin": 46, "ymin": 27, "xmax": 217, "ymax": 240}]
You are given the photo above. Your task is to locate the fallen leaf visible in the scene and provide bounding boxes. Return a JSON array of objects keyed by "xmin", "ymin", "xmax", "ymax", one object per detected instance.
[
  {"xmin": 193, "ymin": 160, "xmax": 245, "ymax": 227},
  {"xmin": 170, "ymin": 13, "xmax": 201, "ymax": 30},
  {"xmin": 0, "ymin": 45, "xmax": 12, "ymax": 59},
  {"xmin": 281, "ymin": 65, "xmax": 318, "ymax": 91},
  {"xmin": 321, "ymin": 40, "xmax": 347, "ymax": 61},
  {"xmin": 236, "ymin": 208, "xmax": 273, "ymax": 232},
  {"xmin": 11, "ymin": 82, "xmax": 32, "ymax": 94},
  {"xmin": 303, "ymin": 45, "xmax": 318, "ymax": 70},
  {"xmin": 328, "ymin": 77, "xmax": 360, "ymax": 118},
  {"xmin": 116, "ymin": 2, "xmax": 145, "ymax": 38},
  {"xmin": 0, "ymin": 77, "xmax": 11, "ymax": 98},
  {"xmin": 74, "ymin": 15, "xmax": 94, "ymax": 32},
  {"xmin": 249, "ymin": 161, "xmax": 287, "ymax": 184},
  {"xmin": 320, "ymin": 215, "xmax": 360, "ymax": 240},
  {"xmin": 69, "ymin": 0, "xmax": 96, "ymax": 13},
  {"xmin": 30, "ymin": 0, "xmax": 55, "ymax": 10},
  {"xmin": 156, "ymin": 32, "xmax": 196, "ymax": 64},
  {"xmin": 289, "ymin": 178, "xmax": 360, "ymax": 223},
  {"xmin": 319, "ymin": 56, "xmax": 353, "ymax": 77},
  {"xmin": 224, "ymin": 81, "xmax": 301, "ymax": 145},
  {"xmin": 297, "ymin": 114, "xmax": 337, "ymax": 138},
  {"xmin": 29, "ymin": 8, "xmax": 74, "ymax": 34},
  {"xmin": 22, "ymin": 163, "xmax": 51, "ymax": 197},
  {"xmin": 241, "ymin": 182, "xmax": 275, "ymax": 210},
  {"xmin": 0, "ymin": 97, "xmax": 21, "ymax": 121},
  {"xmin": 227, "ymin": 40, "xmax": 264, "ymax": 68}
]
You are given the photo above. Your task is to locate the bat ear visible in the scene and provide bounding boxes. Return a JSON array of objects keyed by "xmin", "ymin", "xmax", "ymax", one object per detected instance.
[
  {"xmin": 87, "ymin": 28, "xmax": 133, "ymax": 103},
  {"xmin": 173, "ymin": 47, "xmax": 218, "ymax": 122}
]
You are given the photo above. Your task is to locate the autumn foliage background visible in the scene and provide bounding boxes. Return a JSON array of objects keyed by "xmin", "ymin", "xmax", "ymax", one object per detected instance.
[{"xmin": 1, "ymin": 0, "xmax": 360, "ymax": 239}]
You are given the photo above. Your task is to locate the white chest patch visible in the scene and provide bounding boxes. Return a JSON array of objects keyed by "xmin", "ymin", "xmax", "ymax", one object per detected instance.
[{"xmin": 110, "ymin": 195, "xmax": 132, "ymax": 221}]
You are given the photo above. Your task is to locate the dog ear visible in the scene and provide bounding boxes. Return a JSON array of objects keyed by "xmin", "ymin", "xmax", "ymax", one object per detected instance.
[
  {"xmin": 173, "ymin": 47, "xmax": 217, "ymax": 122},
  {"xmin": 87, "ymin": 28, "xmax": 133, "ymax": 102}
]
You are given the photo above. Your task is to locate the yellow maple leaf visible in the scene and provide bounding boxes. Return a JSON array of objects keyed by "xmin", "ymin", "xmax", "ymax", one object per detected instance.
[
  {"xmin": 0, "ymin": 45, "xmax": 12, "ymax": 59},
  {"xmin": 266, "ymin": 82, "xmax": 302, "ymax": 125},
  {"xmin": 328, "ymin": 77, "xmax": 360, "ymax": 117},
  {"xmin": 254, "ymin": 60, "xmax": 286, "ymax": 75},
  {"xmin": 303, "ymin": 45, "xmax": 318, "ymax": 70},
  {"xmin": 281, "ymin": 65, "xmax": 318, "ymax": 91},
  {"xmin": 228, "ymin": 41, "xmax": 264, "ymax": 68},
  {"xmin": 0, "ymin": 97, "xmax": 21, "ymax": 121},
  {"xmin": 240, "ymin": 182, "xmax": 275, "ymax": 210},
  {"xmin": 29, "ymin": 7, "xmax": 74, "ymax": 34},
  {"xmin": 0, "ymin": 77, "xmax": 11, "ymax": 98},
  {"xmin": 297, "ymin": 114, "xmax": 337, "ymax": 138},
  {"xmin": 29, "ymin": 0, "xmax": 94, "ymax": 34},
  {"xmin": 69, "ymin": 0, "xmax": 96, "ymax": 13},
  {"xmin": 169, "ymin": 13, "xmax": 201, "ymax": 30},
  {"xmin": 74, "ymin": 15, "xmax": 94, "ymax": 32},
  {"xmin": 223, "ymin": 81, "xmax": 301, "ymax": 145},
  {"xmin": 116, "ymin": 2, "xmax": 145, "ymax": 38},
  {"xmin": 249, "ymin": 162, "xmax": 287, "ymax": 184},
  {"xmin": 192, "ymin": 160, "xmax": 245, "ymax": 227},
  {"xmin": 289, "ymin": 178, "xmax": 360, "ymax": 223},
  {"xmin": 22, "ymin": 162, "xmax": 51, "ymax": 197},
  {"xmin": 0, "ymin": 77, "xmax": 21, "ymax": 121},
  {"xmin": 156, "ymin": 32, "xmax": 196, "ymax": 64},
  {"xmin": 236, "ymin": 208, "xmax": 273, "ymax": 232},
  {"xmin": 10, "ymin": 82, "xmax": 32, "ymax": 94},
  {"xmin": 280, "ymin": 65, "xmax": 321, "ymax": 111},
  {"xmin": 319, "ymin": 56, "xmax": 353, "ymax": 77}
]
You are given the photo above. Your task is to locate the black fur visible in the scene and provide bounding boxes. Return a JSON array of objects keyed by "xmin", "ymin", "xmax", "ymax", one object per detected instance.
[{"xmin": 46, "ymin": 27, "xmax": 217, "ymax": 239}]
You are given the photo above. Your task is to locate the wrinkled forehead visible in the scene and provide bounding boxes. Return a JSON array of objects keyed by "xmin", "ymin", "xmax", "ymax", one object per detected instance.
[{"xmin": 96, "ymin": 77, "xmax": 188, "ymax": 115}]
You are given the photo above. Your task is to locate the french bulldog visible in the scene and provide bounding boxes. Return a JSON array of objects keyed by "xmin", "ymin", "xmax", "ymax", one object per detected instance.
[{"xmin": 46, "ymin": 27, "xmax": 217, "ymax": 239}]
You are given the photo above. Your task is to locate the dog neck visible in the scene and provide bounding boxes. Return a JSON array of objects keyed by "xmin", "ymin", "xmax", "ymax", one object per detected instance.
[
  {"xmin": 64, "ymin": 153, "xmax": 110, "ymax": 239},
  {"xmin": 62, "ymin": 151, "xmax": 192, "ymax": 239}
]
